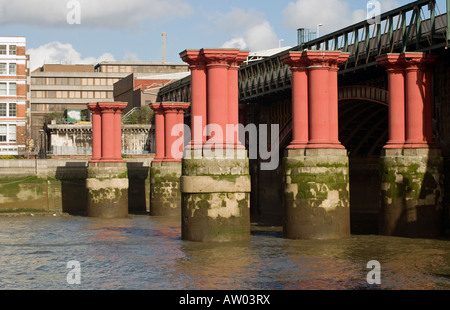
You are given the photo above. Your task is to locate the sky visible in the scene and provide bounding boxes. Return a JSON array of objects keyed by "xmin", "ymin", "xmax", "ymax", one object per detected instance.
[{"xmin": 0, "ymin": 0, "xmax": 424, "ymax": 71}]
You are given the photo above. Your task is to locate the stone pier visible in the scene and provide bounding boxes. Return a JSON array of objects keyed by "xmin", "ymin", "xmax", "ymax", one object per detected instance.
[
  {"xmin": 86, "ymin": 102, "xmax": 129, "ymax": 218},
  {"xmin": 281, "ymin": 50, "xmax": 350, "ymax": 239},
  {"xmin": 149, "ymin": 102, "xmax": 189, "ymax": 216},
  {"xmin": 180, "ymin": 48, "xmax": 251, "ymax": 242},
  {"xmin": 377, "ymin": 53, "xmax": 444, "ymax": 238}
]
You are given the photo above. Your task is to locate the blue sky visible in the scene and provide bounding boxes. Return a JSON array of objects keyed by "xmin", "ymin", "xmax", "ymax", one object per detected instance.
[{"xmin": 0, "ymin": 0, "xmax": 426, "ymax": 70}]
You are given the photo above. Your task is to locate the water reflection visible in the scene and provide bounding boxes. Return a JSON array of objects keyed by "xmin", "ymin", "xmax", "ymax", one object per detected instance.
[{"xmin": 0, "ymin": 215, "xmax": 448, "ymax": 290}]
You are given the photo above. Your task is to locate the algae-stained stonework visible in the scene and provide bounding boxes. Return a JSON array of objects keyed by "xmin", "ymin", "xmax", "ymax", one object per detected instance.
[
  {"xmin": 380, "ymin": 148, "xmax": 443, "ymax": 238},
  {"xmin": 283, "ymin": 148, "xmax": 350, "ymax": 239},
  {"xmin": 86, "ymin": 162, "xmax": 129, "ymax": 218},
  {"xmin": 180, "ymin": 152, "xmax": 251, "ymax": 242},
  {"xmin": 150, "ymin": 161, "xmax": 182, "ymax": 216}
]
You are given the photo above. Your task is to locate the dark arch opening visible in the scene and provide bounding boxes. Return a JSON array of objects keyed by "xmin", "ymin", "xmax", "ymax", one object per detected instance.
[{"xmin": 339, "ymin": 98, "xmax": 388, "ymax": 234}]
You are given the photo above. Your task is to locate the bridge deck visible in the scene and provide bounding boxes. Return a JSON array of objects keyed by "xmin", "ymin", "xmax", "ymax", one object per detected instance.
[{"xmin": 158, "ymin": 0, "xmax": 449, "ymax": 103}]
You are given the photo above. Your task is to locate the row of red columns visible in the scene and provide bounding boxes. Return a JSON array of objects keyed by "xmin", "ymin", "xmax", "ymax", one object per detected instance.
[
  {"xmin": 88, "ymin": 102, "xmax": 127, "ymax": 163},
  {"xmin": 280, "ymin": 51, "xmax": 350, "ymax": 149},
  {"xmin": 376, "ymin": 53, "xmax": 435, "ymax": 148},
  {"xmin": 180, "ymin": 48, "xmax": 249, "ymax": 149},
  {"xmin": 151, "ymin": 102, "xmax": 190, "ymax": 162}
]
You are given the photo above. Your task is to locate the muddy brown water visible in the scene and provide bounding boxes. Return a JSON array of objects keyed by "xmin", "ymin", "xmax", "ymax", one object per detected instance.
[{"xmin": 0, "ymin": 215, "xmax": 449, "ymax": 290}]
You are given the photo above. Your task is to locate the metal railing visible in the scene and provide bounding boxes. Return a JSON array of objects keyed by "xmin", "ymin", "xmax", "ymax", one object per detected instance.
[
  {"xmin": 297, "ymin": 0, "xmax": 449, "ymax": 72},
  {"xmin": 158, "ymin": 0, "xmax": 449, "ymax": 102}
]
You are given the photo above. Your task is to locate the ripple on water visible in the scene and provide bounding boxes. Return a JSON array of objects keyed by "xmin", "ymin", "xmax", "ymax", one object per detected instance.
[{"xmin": 0, "ymin": 216, "xmax": 449, "ymax": 289}]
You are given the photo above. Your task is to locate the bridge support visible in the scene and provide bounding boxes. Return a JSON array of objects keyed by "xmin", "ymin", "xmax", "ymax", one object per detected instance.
[
  {"xmin": 149, "ymin": 102, "xmax": 189, "ymax": 216},
  {"xmin": 281, "ymin": 51, "xmax": 350, "ymax": 239},
  {"xmin": 86, "ymin": 102, "xmax": 129, "ymax": 218},
  {"xmin": 180, "ymin": 48, "xmax": 251, "ymax": 242},
  {"xmin": 377, "ymin": 53, "xmax": 444, "ymax": 238}
]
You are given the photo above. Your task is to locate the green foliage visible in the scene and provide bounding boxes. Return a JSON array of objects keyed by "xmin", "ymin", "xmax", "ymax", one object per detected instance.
[
  {"xmin": 45, "ymin": 111, "xmax": 65, "ymax": 123},
  {"xmin": 124, "ymin": 106, "xmax": 154, "ymax": 124},
  {"xmin": 1, "ymin": 155, "xmax": 16, "ymax": 159}
]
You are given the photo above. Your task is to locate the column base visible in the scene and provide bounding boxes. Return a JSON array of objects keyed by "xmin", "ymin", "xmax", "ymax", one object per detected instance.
[
  {"xmin": 380, "ymin": 148, "xmax": 444, "ymax": 238},
  {"xmin": 150, "ymin": 161, "xmax": 182, "ymax": 216},
  {"xmin": 181, "ymin": 150, "xmax": 251, "ymax": 242},
  {"xmin": 86, "ymin": 162, "xmax": 128, "ymax": 218},
  {"xmin": 282, "ymin": 148, "xmax": 350, "ymax": 239}
]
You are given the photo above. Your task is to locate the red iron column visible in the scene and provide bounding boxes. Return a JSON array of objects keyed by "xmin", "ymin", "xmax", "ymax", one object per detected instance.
[
  {"xmin": 402, "ymin": 53, "xmax": 436, "ymax": 148},
  {"xmin": 202, "ymin": 48, "xmax": 240, "ymax": 148},
  {"xmin": 151, "ymin": 103, "xmax": 165, "ymax": 162},
  {"xmin": 281, "ymin": 52, "xmax": 309, "ymax": 149},
  {"xmin": 180, "ymin": 50, "xmax": 207, "ymax": 149},
  {"xmin": 305, "ymin": 51, "xmax": 347, "ymax": 148},
  {"xmin": 163, "ymin": 104, "xmax": 179, "ymax": 162},
  {"xmin": 98, "ymin": 103, "xmax": 116, "ymax": 161},
  {"xmin": 161, "ymin": 102, "xmax": 190, "ymax": 162},
  {"xmin": 228, "ymin": 51, "xmax": 249, "ymax": 148},
  {"xmin": 376, "ymin": 54, "xmax": 406, "ymax": 148},
  {"xmin": 88, "ymin": 103, "xmax": 102, "ymax": 162},
  {"xmin": 114, "ymin": 103, "xmax": 127, "ymax": 161},
  {"xmin": 329, "ymin": 54, "xmax": 349, "ymax": 146}
]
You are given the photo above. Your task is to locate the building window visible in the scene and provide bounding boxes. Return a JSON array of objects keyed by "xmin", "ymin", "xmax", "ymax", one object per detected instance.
[
  {"xmin": 9, "ymin": 63, "xmax": 16, "ymax": 75},
  {"xmin": 0, "ymin": 125, "xmax": 6, "ymax": 142},
  {"xmin": 9, "ymin": 45, "xmax": 16, "ymax": 55},
  {"xmin": 0, "ymin": 103, "xmax": 6, "ymax": 116},
  {"xmin": 0, "ymin": 63, "xmax": 6, "ymax": 75},
  {"xmin": 9, "ymin": 103, "xmax": 16, "ymax": 117},
  {"xmin": 9, "ymin": 83, "xmax": 16, "ymax": 96},
  {"xmin": 9, "ymin": 125, "xmax": 16, "ymax": 142},
  {"xmin": 0, "ymin": 45, "xmax": 6, "ymax": 55},
  {"xmin": 0, "ymin": 83, "xmax": 6, "ymax": 96},
  {"xmin": 31, "ymin": 77, "xmax": 45, "ymax": 85}
]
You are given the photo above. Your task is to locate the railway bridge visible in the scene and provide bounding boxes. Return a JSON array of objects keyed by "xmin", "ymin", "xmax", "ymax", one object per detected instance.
[{"xmin": 153, "ymin": 0, "xmax": 450, "ymax": 241}]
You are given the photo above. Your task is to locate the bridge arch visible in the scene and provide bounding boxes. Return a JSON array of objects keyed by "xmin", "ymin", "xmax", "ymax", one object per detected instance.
[
  {"xmin": 338, "ymin": 85, "xmax": 388, "ymax": 106},
  {"xmin": 338, "ymin": 85, "xmax": 388, "ymax": 157}
]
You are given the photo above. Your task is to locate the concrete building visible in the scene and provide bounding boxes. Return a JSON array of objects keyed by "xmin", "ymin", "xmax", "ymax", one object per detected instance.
[
  {"xmin": 30, "ymin": 64, "xmax": 126, "ymax": 150},
  {"xmin": 0, "ymin": 36, "xmax": 30, "ymax": 156},
  {"xmin": 30, "ymin": 61, "xmax": 188, "ymax": 156},
  {"xmin": 95, "ymin": 61, "xmax": 188, "ymax": 75}
]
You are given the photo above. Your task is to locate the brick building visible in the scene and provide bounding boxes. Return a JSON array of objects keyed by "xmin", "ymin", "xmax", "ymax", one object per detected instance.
[{"xmin": 0, "ymin": 36, "xmax": 30, "ymax": 155}]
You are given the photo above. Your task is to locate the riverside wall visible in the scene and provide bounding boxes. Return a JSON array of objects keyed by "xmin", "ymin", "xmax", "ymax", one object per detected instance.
[{"xmin": 0, "ymin": 158, "xmax": 152, "ymax": 215}]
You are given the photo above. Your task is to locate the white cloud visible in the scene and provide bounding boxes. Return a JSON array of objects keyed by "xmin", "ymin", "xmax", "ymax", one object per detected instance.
[
  {"xmin": 28, "ymin": 41, "xmax": 115, "ymax": 71},
  {"xmin": 380, "ymin": 0, "xmax": 400, "ymax": 12},
  {"xmin": 222, "ymin": 38, "xmax": 247, "ymax": 50},
  {"xmin": 218, "ymin": 8, "xmax": 279, "ymax": 52},
  {"xmin": 0, "ymin": 0, "xmax": 193, "ymax": 28},
  {"xmin": 282, "ymin": 0, "xmax": 356, "ymax": 35},
  {"xmin": 123, "ymin": 52, "xmax": 141, "ymax": 62}
]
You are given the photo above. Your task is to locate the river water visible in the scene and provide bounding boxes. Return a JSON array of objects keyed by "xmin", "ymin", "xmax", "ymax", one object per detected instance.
[{"xmin": 0, "ymin": 214, "xmax": 449, "ymax": 290}]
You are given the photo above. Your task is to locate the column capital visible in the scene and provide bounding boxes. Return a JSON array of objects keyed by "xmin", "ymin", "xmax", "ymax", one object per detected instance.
[
  {"xmin": 201, "ymin": 48, "xmax": 240, "ymax": 66},
  {"xmin": 180, "ymin": 49, "xmax": 206, "ymax": 69},
  {"xmin": 376, "ymin": 53, "xmax": 403, "ymax": 70},
  {"xmin": 229, "ymin": 51, "xmax": 249, "ymax": 68},
  {"xmin": 150, "ymin": 103, "xmax": 165, "ymax": 114},
  {"xmin": 282, "ymin": 50, "xmax": 349, "ymax": 70},
  {"xmin": 87, "ymin": 102, "xmax": 99, "ymax": 111},
  {"xmin": 280, "ymin": 51, "xmax": 309, "ymax": 69},
  {"xmin": 97, "ymin": 102, "xmax": 127, "ymax": 113},
  {"xmin": 302, "ymin": 50, "xmax": 348, "ymax": 68},
  {"xmin": 401, "ymin": 52, "xmax": 436, "ymax": 71},
  {"xmin": 377, "ymin": 52, "xmax": 436, "ymax": 71},
  {"xmin": 161, "ymin": 102, "xmax": 190, "ymax": 113}
]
